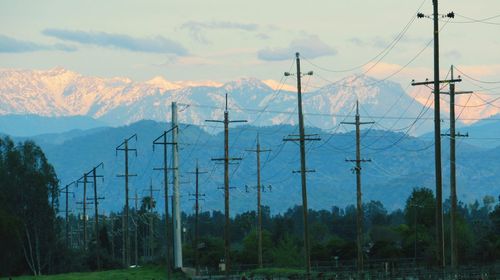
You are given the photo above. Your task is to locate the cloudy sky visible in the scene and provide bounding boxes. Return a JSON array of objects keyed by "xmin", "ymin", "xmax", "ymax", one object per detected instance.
[{"xmin": 1, "ymin": 0, "xmax": 500, "ymax": 87}]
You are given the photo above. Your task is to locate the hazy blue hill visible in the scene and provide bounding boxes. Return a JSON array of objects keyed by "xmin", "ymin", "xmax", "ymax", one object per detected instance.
[
  {"xmin": 458, "ymin": 114, "xmax": 500, "ymax": 149},
  {"xmin": 12, "ymin": 120, "xmax": 500, "ymax": 215},
  {"xmin": 0, "ymin": 114, "xmax": 108, "ymax": 137}
]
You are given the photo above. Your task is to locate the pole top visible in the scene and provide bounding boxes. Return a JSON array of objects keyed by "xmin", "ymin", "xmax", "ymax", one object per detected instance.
[
  {"xmin": 295, "ymin": 52, "xmax": 300, "ymax": 58},
  {"xmin": 225, "ymin": 93, "xmax": 228, "ymax": 112}
]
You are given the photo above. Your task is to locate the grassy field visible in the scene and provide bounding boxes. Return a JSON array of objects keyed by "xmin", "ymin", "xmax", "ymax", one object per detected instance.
[{"xmin": 4, "ymin": 266, "xmax": 186, "ymax": 280}]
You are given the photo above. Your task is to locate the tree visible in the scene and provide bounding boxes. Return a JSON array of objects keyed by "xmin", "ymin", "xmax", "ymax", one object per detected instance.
[
  {"xmin": 403, "ymin": 187, "xmax": 436, "ymax": 263},
  {"xmin": 0, "ymin": 137, "xmax": 59, "ymax": 276},
  {"xmin": 271, "ymin": 235, "xmax": 301, "ymax": 267},
  {"xmin": 237, "ymin": 229, "xmax": 272, "ymax": 265}
]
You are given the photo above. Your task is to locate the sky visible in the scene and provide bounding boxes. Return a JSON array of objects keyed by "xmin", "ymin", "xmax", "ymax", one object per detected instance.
[{"xmin": 1, "ymin": 0, "xmax": 500, "ymax": 88}]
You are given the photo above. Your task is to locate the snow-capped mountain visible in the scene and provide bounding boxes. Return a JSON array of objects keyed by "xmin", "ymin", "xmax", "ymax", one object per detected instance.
[{"xmin": 1, "ymin": 67, "xmax": 482, "ymax": 135}]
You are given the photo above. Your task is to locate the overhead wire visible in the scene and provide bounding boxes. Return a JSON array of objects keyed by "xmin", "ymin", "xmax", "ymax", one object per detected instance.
[{"xmin": 301, "ymin": 0, "xmax": 426, "ymax": 73}]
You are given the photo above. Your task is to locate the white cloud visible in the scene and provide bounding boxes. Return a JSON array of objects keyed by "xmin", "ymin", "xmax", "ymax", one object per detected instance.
[
  {"xmin": 42, "ymin": 29, "xmax": 188, "ymax": 55},
  {"xmin": 257, "ymin": 35, "xmax": 336, "ymax": 61},
  {"xmin": 180, "ymin": 21, "xmax": 259, "ymax": 44},
  {"xmin": 0, "ymin": 34, "xmax": 76, "ymax": 53}
]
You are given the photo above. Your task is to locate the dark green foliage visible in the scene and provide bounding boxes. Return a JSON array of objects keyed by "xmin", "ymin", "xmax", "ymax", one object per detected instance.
[{"xmin": 0, "ymin": 137, "xmax": 59, "ymax": 276}]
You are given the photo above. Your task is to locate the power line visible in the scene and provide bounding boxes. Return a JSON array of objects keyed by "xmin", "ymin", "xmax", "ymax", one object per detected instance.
[
  {"xmin": 453, "ymin": 13, "xmax": 500, "ymax": 25},
  {"xmin": 301, "ymin": 0, "xmax": 426, "ymax": 73}
]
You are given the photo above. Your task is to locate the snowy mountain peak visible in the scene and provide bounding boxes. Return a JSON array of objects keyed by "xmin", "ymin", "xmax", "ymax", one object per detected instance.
[
  {"xmin": 223, "ymin": 77, "xmax": 271, "ymax": 91},
  {"xmin": 146, "ymin": 76, "xmax": 181, "ymax": 90},
  {"xmin": 1, "ymin": 67, "xmax": 497, "ymax": 136}
]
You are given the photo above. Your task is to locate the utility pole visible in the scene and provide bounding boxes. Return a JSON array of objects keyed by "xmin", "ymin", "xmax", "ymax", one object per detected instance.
[
  {"xmin": 441, "ymin": 65, "xmax": 471, "ymax": 269},
  {"xmin": 414, "ymin": 2, "xmax": 456, "ymax": 267},
  {"xmin": 283, "ymin": 52, "xmax": 318, "ymax": 277},
  {"xmin": 61, "ymin": 182, "xmax": 75, "ymax": 248},
  {"xmin": 76, "ymin": 174, "xmax": 91, "ymax": 251},
  {"xmin": 110, "ymin": 215, "xmax": 115, "ymax": 260},
  {"xmin": 87, "ymin": 163, "xmax": 104, "ymax": 270},
  {"xmin": 206, "ymin": 93, "xmax": 247, "ymax": 279},
  {"xmin": 116, "ymin": 134, "xmax": 138, "ymax": 267},
  {"xmin": 133, "ymin": 191, "xmax": 139, "ymax": 266},
  {"xmin": 83, "ymin": 174, "xmax": 88, "ymax": 251},
  {"xmin": 148, "ymin": 180, "xmax": 160, "ymax": 260},
  {"xmin": 153, "ymin": 126, "xmax": 177, "ymax": 277},
  {"xmin": 171, "ymin": 102, "xmax": 183, "ymax": 268},
  {"xmin": 246, "ymin": 134, "xmax": 271, "ymax": 268},
  {"xmin": 341, "ymin": 101, "xmax": 373, "ymax": 274},
  {"xmin": 150, "ymin": 185, "xmax": 154, "ymax": 260},
  {"xmin": 188, "ymin": 161, "xmax": 207, "ymax": 276}
]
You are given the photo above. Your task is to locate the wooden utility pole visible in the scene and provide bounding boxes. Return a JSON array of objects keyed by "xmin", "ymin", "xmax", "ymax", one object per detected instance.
[
  {"xmin": 171, "ymin": 102, "xmax": 183, "ymax": 268},
  {"xmin": 87, "ymin": 163, "xmax": 104, "ymax": 270},
  {"xmin": 246, "ymin": 135, "xmax": 271, "ymax": 268},
  {"xmin": 415, "ymin": 2, "xmax": 456, "ymax": 267},
  {"xmin": 134, "ymin": 191, "xmax": 139, "ymax": 266},
  {"xmin": 148, "ymin": 181, "xmax": 160, "ymax": 260},
  {"xmin": 342, "ymin": 101, "xmax": 373, "ymax": 274},
  {"xmin": 116, "ymin": 134, "xmax": 138, "ymax": 267},
  {"xmin": 60, "ymin": 182, "xmax": 75, "ymax": 248},
  {"xmin": 442, "ymin": 65, "xmax": 471, "ymax": 268},
  {"xmin": 110, "ymin": 215, "xmax": 116, "ymax": 260},
  {"xmin": 189, "ymin": 161, "xmax": 207, "ymax": 276},
  {"xmin": 206, "ymin": 94, "xmax": 247, "ymax": 279},
  {"xmin": 283, "ymin": 52, "xmax": 319, "ymax": 277},
  {"xmin": 153, "ymin": 126, "xmax": 177, "ymax": 278},
  {"xmin": 76, "ymin": 174, "xmax": 89, "ymax": 251}
]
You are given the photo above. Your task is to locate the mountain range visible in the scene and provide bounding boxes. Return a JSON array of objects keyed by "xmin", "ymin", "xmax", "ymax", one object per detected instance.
[
  {"xmin": 0, "ymin": 67, "xmax": 441, "ymax": 136},
  {"xmin": 6, "ymin": 120, "xmax": 498, "ymax": 216}
]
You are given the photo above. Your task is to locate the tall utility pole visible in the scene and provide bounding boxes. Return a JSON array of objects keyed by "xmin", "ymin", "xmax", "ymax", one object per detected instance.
[
  {"xmin": 61, "ymin": 182, "xmax": 75, "ymax": 248},
  {"xmin": 87, "ymin": 163, "xmax": 104, "ymax": 270},
  {"xmin": 283, "ymin": 52, "xmax": 318, "ymax": 276},
  {"xmin": 171, "ymin": 102, "xmax": 183, "ymax": 268},
  {"xmin": 153, "ymin": 127, "xmax": 177, "ymax": 278},
  {"xmin": 116, "ymin": 134, "xmax": 138, "ymax": 267},
  {"xmin": 206, "ymin": 94, "xmax": 247, "ymax": 279},
  {"xmin": 76, "ymin": 174, "xmax": 90, "ymax": 251},
  {"xmin": 246, "ymin": 135, "xmax": 271, "ymax": 268},
  {"xmin": 188, "ymin": 161, "xmax": 207, "ymax": 276},
  {"xmin": 414, "ymin": 2, "xmax": 456, "ymax": 267},
  {"xmin": 148, "ymin": 180, "xmax": 160, "ymax": 260},
  {"xmin": 133, "ymin": 191, "xmax": 139, "ymax": 266},
  {"xmin": 442, "ymin": 65, "xmax": 471, "ymax": 269},
  {"xmin": 342, "ymin": 101, "xmax": 373, "ymax": 274},
  {"xmin": 110, "ymin": 215, "xmax": 116, "ymax": 260}
]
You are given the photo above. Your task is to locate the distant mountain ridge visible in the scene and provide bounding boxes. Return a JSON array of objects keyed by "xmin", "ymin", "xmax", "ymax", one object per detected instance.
[
  {"xmin": 0, "ymin": 114, "xmax": 106, "ymax": 137},
  {"xmin": 0, "ymin": 68, "xmax": 437, "ymax": 135}
]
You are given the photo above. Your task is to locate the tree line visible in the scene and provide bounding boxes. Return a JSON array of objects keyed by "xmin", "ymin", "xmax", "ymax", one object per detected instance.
[{"xmin": 0, "ymin": 136, "xmax": 499, "ymax": 277}]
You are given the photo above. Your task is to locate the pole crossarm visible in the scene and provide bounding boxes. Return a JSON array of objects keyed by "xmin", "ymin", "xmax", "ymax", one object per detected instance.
[
  {"xmin": 341, "ymin": 122, "xmax": 374, "ymax": 125},
  {"xmin": 116, "ymin": 134, "xmax": 138, "ymax": 150},
  {"xmin": 411, "ymin": 78, "xmax": 461, "ymax": 86},
  {"xmin": 283, "ymin": 137, "xmax": 321, "ymax": 141},
  {"xmin": 346, "ymin": 159, "xmax": 372, "ymax": 163},
  {"xmin": 211, "ymin": 157, "xmax": 242, "ymax": 161},
  {"xmin": 441, "ymin": 91, "xmax": 473, "ymax": 95},
  {"xmin": 441, "ymin": 132, "xmax": 469, "ymax": 137}
]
